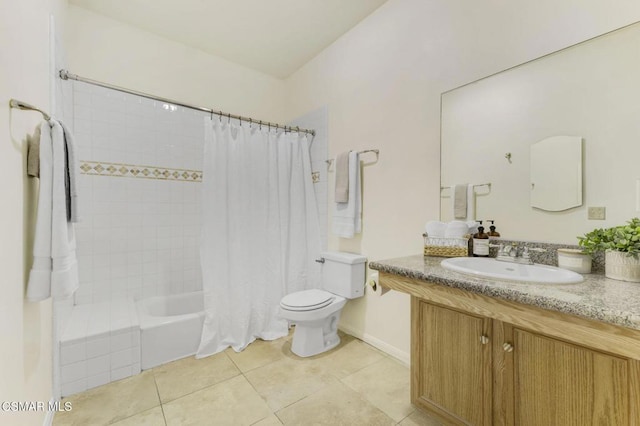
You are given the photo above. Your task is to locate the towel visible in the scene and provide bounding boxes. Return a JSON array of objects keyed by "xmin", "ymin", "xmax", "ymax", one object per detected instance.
[
  {"xmin": 26, "ymin": 121, "xmax": 81, "ymax": 223},
  {"xmin": 27, "ymin": 120, "xmax": 79, "ymax": 302},
  {"xmin": 453, "ymin": 184, "xmax": 468, "ymax": 219},
  {"xmin": 466, "ymin": 184, "xmax": 476, "ymax": 221},
  {"xmin": 452, "ymin": 184, "xmax": 475, "ymax": 220},
  {"xmin": 27, "ymin": 125, "xmax": 42, "ymax": 177},
  {"xmin": 332, "ymin": 151, "xmax": 361, "ymax": 238},
  {"xmin": 59, "ymin": 120, "xmax": 81, "ymax": 223},
  {"xmin": 334, "ymin": 151, "xmax": 350, "ymax": 203}
]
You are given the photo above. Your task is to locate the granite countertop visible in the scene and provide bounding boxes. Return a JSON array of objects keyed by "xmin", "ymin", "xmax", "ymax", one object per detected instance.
[{"xmin": 370, "ymin": 255, "xmax": 640, "ymax": 331}]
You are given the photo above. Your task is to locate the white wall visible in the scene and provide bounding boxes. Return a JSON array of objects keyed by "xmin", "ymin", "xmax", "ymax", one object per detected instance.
[
  {"xmin": 66, "ymin": 5, "xmax": 287, "ymax": 124},
  {"xmin": 0, "ymin": 0, "xmax": 67, "ymax": 424},
  {"xmin": 284, "ymin": 0, "xmax": 640, "ymax": 361}
]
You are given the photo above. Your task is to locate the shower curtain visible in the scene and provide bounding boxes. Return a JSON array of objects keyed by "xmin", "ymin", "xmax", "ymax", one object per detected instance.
[{"xmin": 196, "ymin": 118, "xmax": 322, "ymax": 357}]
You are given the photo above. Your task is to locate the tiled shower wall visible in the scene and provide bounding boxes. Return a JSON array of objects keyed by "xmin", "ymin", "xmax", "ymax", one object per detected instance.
[
  {"xmin": 71, "ymin": 81, "xmax": 328, "ymax": 305},
  {"xmin": 73, "ymin": 81, "xmax": 204, "ymax": 304}
]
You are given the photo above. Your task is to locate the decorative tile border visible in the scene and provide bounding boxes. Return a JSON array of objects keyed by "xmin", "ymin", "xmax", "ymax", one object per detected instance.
[
  {"xmin": 80, "ymin": 161, "xmax": 320, "ymax": 185},
  {"xmin": 80, "ymin": 160, "xmax": 202, "ymax": 182}
]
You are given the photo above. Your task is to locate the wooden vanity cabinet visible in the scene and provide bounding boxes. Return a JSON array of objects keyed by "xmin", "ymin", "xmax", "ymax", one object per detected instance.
[
  {"xmin": 502, "ymin": 324, "xmax": 632, "ymax": 425},
  {"xmin": 381, "ymin": 273, "xmax": 640, "ymax": 426},
  {"xmin": 412, "ymin": 300, "xmax": 493, "ymax": 424}
]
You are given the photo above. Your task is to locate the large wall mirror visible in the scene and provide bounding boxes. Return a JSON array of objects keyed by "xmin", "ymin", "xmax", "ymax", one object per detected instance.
[{"xmin": 440, "ymin": 21, "xmax": 640, "ymax": 244}]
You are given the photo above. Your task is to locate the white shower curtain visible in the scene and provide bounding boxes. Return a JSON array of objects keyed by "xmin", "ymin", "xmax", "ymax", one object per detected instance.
[{"xmin": 196, "ymin": 118, "xmax": 322, "ymax": 357}]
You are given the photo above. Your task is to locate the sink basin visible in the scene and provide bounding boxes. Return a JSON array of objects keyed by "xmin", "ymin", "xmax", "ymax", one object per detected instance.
[{"xmin": 440, "ymin": 257, "xmax": 584, "ymax": 284}]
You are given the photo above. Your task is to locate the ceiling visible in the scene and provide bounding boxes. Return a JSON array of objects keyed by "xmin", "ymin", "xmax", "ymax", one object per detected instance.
[{"xmin": 69, "ymin": 0, "xmax": 389, "ymax": 79}]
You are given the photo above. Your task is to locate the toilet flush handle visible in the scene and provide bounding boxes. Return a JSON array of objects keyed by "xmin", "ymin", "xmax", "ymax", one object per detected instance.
[{"xmin": 315, "ymin": 258, "xmax": 325, "ymax": 264}]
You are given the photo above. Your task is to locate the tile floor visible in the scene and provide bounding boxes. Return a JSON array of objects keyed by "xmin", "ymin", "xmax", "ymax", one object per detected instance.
[{"xmin": 53, "ymin": 331, "xmax": 442, "ymax": 426}]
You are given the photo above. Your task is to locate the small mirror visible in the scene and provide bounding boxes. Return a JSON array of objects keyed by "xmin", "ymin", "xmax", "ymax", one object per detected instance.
[{"xmin": 530, "ymin": 136, "xmax": 582, "ymax": 211}]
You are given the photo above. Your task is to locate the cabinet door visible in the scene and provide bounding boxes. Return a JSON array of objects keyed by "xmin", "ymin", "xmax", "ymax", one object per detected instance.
[
  {"xmin": 509, "ymin": 327, "xmax": 630, "ymax": 425},
  {"xmin": 412, "ymin": 298, "xmax": 492, "ymax": 425}
]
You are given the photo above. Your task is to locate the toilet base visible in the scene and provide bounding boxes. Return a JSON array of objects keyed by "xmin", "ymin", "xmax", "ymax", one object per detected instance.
[{"xmin": 290, "ymin": 311, "xmax": 342, "ymax": 357}]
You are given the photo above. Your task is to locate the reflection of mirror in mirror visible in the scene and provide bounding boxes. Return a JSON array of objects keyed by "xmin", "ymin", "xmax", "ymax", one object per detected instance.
[
  {"xmin": 530, "ymin": 135, "xmax": 582, "ymax": 212},
  {"xmin": 441, "ymin": 21, "xmax": 640, "ymax": 244}
]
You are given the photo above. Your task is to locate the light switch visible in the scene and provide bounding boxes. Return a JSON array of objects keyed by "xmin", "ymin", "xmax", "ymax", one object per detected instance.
[{"xmin": 588, "ymin": 207, "xmax": 606, "ymax": 220}]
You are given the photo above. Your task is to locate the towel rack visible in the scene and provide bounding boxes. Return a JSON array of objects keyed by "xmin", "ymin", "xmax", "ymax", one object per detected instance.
[
  {"xmin": 440, "ymin": 183, "xmax": 491, "ymax": 198},
  {"xmin": 325, "ymin": 149, "xmax": 380, "ymax": 165},
  {"xmin": 9, "ymin": 99, "xmax": 51, "ymax": 121}
]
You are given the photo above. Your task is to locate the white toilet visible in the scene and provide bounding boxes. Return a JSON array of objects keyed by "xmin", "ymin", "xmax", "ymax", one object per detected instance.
[{"xmin": 279, "ymin": 251, "xmax": 366, "ymax": 357}]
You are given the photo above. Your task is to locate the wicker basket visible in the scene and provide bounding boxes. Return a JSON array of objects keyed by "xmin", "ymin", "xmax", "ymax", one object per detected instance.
[{"xmin": 423, "ymin": 233, "xmax": 469, "ymax": 257}]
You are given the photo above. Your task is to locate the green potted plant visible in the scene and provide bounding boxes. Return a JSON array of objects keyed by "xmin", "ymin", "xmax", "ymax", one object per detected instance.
[{"xmin": 578, "ymin": 218, "xmax": 640, "ymax": 282}]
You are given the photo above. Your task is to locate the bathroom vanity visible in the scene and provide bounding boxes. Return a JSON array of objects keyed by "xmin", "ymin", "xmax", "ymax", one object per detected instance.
[{"xmin": 370, "ymin": 255, "xmax": 640, "ymax": 425}]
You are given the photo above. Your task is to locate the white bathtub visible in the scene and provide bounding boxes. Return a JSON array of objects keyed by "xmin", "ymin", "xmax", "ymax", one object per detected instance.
[{"xmin": 137, "ymin": 291, "xmax": 204, "ymax": 370}]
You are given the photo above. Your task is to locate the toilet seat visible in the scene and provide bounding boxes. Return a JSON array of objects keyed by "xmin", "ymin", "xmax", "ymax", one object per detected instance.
[{"xmin": 280, "ymin": 289, "xmax": 335, "ymax": 312}]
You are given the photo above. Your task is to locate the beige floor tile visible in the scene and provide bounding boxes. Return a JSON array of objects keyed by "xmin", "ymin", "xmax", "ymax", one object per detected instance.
[
  {"xmin": 398, "ymin": 409, "xmax": 443, "ymax": 426},
  {"xmin": 245, "ymin": 357, "xmax": 339, "ymax": 411},
  {"xmin": 53, "ymin": 371, "xmax": 160, "ymax": 426},
  {"xmin": 276, "ymin": 382, "xmax": 395, "ymax": 426},
  {"xmin": 152, "ymin": 352, "xmax": 240, "ymax": 403},
  {"xmin": 252, "ymin": 414, "xmax": 284, "ymax": 425},
  {"xmin": 225, "ymin": 338, "xmax": 286, "ymax": 373},
  {"xmin": 163, "ymin": 375, "xmax": 272, "ymax": 426},
  {"xmin": 282, "ymin": 333, "xmax": 387, "ymax": 379},
  {"xmin": 341, "ymin": 357, "xmax": 413, "ymax": 422},
  {"xmin": 110, "ymin": 406, "xmax": 166, "ymax": 426}
]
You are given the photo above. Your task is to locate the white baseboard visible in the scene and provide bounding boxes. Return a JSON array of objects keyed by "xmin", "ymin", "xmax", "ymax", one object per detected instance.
[
  {"xmin": 339, "ymin": 324, "xmax": 410, "ymax": 366},
  {"xmin": 42, "ymin": 398, "xmax": 56, "ymax": 426}
]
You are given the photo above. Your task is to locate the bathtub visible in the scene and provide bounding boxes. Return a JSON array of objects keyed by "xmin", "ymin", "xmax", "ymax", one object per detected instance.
[{"xmin": 137, "ymin": 291, "xmax": 204, "ymax": 369}]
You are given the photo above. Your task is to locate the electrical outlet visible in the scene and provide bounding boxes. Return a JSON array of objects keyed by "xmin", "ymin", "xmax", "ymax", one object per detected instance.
[{"xmin": 588, "ymin": 206, "xmax": 606, "ymax": 220}]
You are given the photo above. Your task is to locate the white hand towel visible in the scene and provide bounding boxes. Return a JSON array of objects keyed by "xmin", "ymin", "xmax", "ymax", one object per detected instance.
[
  {"xmin": 334, "ymin": 151, "xmax": 350, "ymax": 203},
  {"xmin": 27, "ymin": 121, "xmax": 54, "ymax": 301},
  {"xmin": 445, "ymin": 221, "xmax": 469, "ymax": 238},
  {"xmin": 332, "ymin": 151, "xmax": 361, "ymax": 238},
  {"xmin": 425, "ymin": 221, "xmax": 446, "ymax": 237},
  {"xmin": 453, "ymin": 184, "xmax": 468, "ymax": 219},
  {"xmin": 59, "ymin": 120, "xmax": 82, "ymax": 223},
  {"xmin": 451, "ymin": 184, "xmax": 476, "ymax": 220},
  {"xmin": 466, "ymin": 184, "xmax": 476, "ymax": 221},
  {"xmin": 27, "ymin": 120, "xmax": 79, "ymax": 302}
]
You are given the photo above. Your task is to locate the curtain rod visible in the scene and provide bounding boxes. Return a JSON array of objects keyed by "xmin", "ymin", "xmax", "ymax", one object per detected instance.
[{"xmin": 58, "ymin": 69, "xmax": 315, "ymax": 136}]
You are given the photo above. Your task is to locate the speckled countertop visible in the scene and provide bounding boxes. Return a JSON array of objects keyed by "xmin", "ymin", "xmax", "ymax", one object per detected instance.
[{"xmin": 370, "ymin": 255, "xmax": 640, "ymax": 331}]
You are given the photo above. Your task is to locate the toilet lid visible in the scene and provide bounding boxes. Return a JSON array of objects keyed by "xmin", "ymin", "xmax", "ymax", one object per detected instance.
[{"xmin": 280, "ymin": 289, "xmax": 335, "ymax": 311}]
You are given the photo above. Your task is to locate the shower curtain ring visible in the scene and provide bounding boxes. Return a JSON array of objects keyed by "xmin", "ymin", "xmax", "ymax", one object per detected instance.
[
  {"xmin": 228, "ymin": 113, "xmax": 231, "ymax": 124},
  {"xmin": 259, "ymin": 120, "xmax": 262, "ymax": 130},
  {"xmin": 249, "ymin": 118, "xmax": 252, "ymax": 128}
]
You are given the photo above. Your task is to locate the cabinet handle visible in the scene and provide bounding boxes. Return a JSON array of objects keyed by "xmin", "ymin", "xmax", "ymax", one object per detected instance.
[
  {"xmin": 503, "ymin": 342, "xmax": 514, "ymax": 352},
  {"xmin": 480, "ymin": 335, "xmax": 490, "ymax": 345}
]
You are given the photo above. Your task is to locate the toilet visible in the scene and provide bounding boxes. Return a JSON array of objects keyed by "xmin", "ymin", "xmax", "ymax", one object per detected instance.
[{"xmin": 279, "ymin": 251, "xmax": 366, "ymax": 357}]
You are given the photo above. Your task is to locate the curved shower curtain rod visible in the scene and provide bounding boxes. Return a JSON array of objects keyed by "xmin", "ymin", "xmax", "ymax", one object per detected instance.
[{"xmin": 59, "ymin": 69, "xmax": 316, "ymax": 136}]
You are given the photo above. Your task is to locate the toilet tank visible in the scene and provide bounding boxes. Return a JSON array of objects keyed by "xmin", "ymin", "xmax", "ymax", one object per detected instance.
[{"xmin": 320, "ymin": 251, "xmax": 367, "ymax": 299}]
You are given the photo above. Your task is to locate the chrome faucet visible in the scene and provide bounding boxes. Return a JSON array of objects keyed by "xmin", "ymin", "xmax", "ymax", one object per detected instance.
[{"xmin": 489, "ymin": 243, "xmax": 545, "ymax": 265}]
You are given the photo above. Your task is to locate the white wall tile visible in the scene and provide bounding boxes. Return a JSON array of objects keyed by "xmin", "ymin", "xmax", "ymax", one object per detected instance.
[
  {"xmin": 87, "ymin": 373, "xmax": 110, "ymax": 390},
  {"xmin": 61, "ymin": 378, "xmax": 87, "ymax": 397},
  {"xmin": 60, "ymin": 341, "xmax": 86, "ymax": 366},
  {"xmin": 87, "ymin": 355, "xmax": 110, "ymax": 376},
  {"xmin": 61, "ymin": 360, "xmax": 87, "ymax": 384},
  {"xmin": 86, "ymin": 335, "xmax": 110, "ymax": 358},
  {"xmin": 110, "ymin": 366, "xmax": 133, "ymax": 382}
]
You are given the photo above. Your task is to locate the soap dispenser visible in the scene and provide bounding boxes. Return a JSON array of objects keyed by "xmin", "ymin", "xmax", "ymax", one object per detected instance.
[
  {"xmin": 487, "ymin": 220, "xmax": 501, "ymax": 237},
  {"xmin": 473, "ymin": 224, "xmax": 490, "ymax": 257}
]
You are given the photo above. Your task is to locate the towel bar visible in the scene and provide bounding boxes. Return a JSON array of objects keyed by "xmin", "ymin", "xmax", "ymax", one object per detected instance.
[
  {"xmin": 326, "ymin": 149, "xmax": 380, "ymax": 166},
  {"xmin": 9, "ymin": 99, "xmax": 51, "ymax": 121}
]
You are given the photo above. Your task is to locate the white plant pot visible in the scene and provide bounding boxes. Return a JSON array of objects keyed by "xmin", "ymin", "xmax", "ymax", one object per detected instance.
[{"xmin": 605, "ymin": 250, "xmax": 640, "ymax": 283}]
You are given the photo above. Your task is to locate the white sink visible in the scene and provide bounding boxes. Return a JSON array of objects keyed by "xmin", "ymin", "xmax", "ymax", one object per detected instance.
[{"xmin": 440, "ymin": 257, "xmax": 584, "ymax": 284}]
